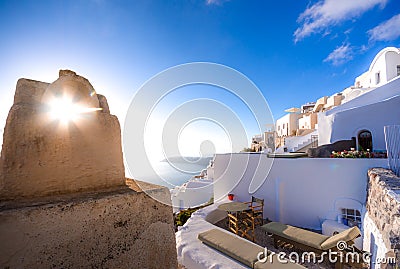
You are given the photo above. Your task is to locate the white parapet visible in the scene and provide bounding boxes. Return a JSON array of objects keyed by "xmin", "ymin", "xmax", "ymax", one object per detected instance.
[{"xmin": 212, "ymin": 153, "xmax": 387, "ymax": 230}]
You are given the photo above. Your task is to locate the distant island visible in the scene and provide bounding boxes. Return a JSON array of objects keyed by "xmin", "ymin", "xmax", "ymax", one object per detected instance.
[{"xmin": 161, "ymin": 156, "xmax": 213, "ymax": 166}]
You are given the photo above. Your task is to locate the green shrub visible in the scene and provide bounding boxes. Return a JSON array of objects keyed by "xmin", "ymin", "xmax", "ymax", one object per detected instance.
[{"xmin": 174, "ymin": 199, "xmax": 214, "ymax": 227}]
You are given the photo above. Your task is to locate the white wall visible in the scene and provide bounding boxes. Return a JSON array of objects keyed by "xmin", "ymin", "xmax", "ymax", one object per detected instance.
[
  {"xmin": 355, "ymin": 47, "xmax": 400, "ymax": 88},
  {"xmin": 386, "ymin": 51, "xmax": 400, "ymax": 82},
  {"xmin": 341, "ymin": 87, "xmax": 374, "ymax": 104},
  {"xmin": 363, "ymin": 212, "xmax": 388, "ymax": 269},
  {"xmin": 355, "ymin": 71, "xmax": 370, "ymax": 89},
  {"xmin": 298, "ymin": 113, "xmax": 317, "ymax": 130},
  {"xmin": 171, "ymin": 181, "xmax": 213, "ymax": 212},
  {"xmin": 370, "ymin": 51, "xmax": 387, "ymax": 87},
  {"xmin": 328, "ymin": 75, "xmax": 400, "ymax": 116},
  {"xmin": 298, "ymin": 115, "xmax": 310, "ymax": 129},
  {"xmin": 276, "ymin": 113, "xmax": 298, "ymax": 137},
  {"xmin": 213, "ymin": 153, "xmax": 387, "ymax": 230}
]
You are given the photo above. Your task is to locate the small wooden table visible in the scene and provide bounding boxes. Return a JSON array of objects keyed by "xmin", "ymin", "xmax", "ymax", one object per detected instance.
[
  {"xmin": 218, "ymin": 202, "xmax": 248, "ymax": 213},
  {"xmin": 218, "ymin": 202, "xmax": 249, "ymax": 235}
]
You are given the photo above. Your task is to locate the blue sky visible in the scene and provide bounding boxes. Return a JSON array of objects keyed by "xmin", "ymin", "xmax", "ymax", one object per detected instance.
[{"xmin": 1, "ymin": 0, "xmax": 400, "ymax": 158}]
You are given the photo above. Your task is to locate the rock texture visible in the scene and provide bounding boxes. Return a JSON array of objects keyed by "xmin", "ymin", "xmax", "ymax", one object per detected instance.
[
  {"xmin": 365, "ymin": 168, "xmax": 400, "ymax": 267},
  {"xmin": 0, "ymin": 179, "xmax": 177, "ymax": 269},
  {"xmin": 0, "ymin": 70, "xmax": 125, "ymax": 200}
]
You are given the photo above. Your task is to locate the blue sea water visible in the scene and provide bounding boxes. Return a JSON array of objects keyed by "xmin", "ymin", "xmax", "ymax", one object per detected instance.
[{"xmin": 133, "ymin": 161, "xmax": 207, "ymax": 189}]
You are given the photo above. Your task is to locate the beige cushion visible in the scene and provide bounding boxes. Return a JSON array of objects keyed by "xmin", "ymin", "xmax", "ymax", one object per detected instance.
[
  {"xmin": 320, "ymin": 226, "xmax": 361, "ymax": 250},
  {"xmin": 204, "ymin": 209, "xmax": 228, "ymax": 224},
  {"xmin": 198, "ymin": 229, "xmax": 221, "ymax": 250},
  {"xmin": 261, "ymin": 222, "xmax": 328, "ymax": 250},
  {"xmin": 198, "ymin": 228, "xmax": 264, "ymax": 268},
  {"xmin": 254, "ymin": 254, "xmax": 306, "ymax": 269}
]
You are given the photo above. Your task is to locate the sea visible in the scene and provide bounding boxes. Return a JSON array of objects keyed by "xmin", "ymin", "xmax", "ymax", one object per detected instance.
[{"xmin": 132, "ymin": 160, "xmax": 209, "ymax": 189}]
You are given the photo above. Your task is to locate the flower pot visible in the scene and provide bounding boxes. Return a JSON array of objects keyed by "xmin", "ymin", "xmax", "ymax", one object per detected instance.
[{"xmin": 228, "ymin": 194, "xmax": 234, "ymax": 201}]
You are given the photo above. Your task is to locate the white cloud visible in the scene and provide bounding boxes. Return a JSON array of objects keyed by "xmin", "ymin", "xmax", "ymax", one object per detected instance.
[
  {"xmin": 324, "ymin": 44, "xmax": 353, "ymax": 66},
  {"xmin": 368, "ymin": 13, "xmax": 400, "ymax": 42},
  {"xmin": 206, "ymin": 0, "xmax": 229, "ymax": 5},
  {"xmin": 294, "ymin": 0, "xmax": 387, "ymax": 42}
]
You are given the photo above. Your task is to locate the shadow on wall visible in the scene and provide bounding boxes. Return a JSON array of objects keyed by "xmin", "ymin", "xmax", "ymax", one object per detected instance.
[
  {"xmin": 370, "ymin": 233, "xmax": 377, "ymax": 269},
  {"xmin": 308, "ymin": 138, "xmax": 356, "ymax": 157}
]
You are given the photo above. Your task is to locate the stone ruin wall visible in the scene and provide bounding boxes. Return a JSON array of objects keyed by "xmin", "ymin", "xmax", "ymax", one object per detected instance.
[
  {"xmin": 0, "ymin": 70, "xmax": 125, "ymax": 200},
  {"xmin": 0, "ymin": 70, "xmax": 178, "ymax": 268},
  {"xmin": 0, "ymin": 179, "xmax": 177, "ymax": 269},
  {"xmin": 365, "ymin": 168, "xmax": 400, "ymax": 268}
]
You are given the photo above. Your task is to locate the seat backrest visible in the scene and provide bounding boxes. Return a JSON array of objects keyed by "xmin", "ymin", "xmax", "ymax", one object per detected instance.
[
  {"xmin": 252, "ymin": 196, "xmax": 264, "ymax": 206},
  {"xmin": 320, "ymin": 226, "xmax": 361, "ymax": 250}
]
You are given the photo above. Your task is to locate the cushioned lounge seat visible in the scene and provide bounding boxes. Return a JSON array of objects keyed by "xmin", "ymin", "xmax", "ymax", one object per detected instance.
[
  {"xmin": 261, "ymin": 222, "xmax": 361, "ymax": 251},
  {"xmin": 198, "ymin": 228, "xmax": 306, "ymax": 269}
]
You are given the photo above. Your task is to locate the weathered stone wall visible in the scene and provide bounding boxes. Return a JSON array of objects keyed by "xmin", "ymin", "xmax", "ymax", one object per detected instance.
[
  {"xmin": 0, "ymin": 179, "xmax": 177, "ymax": 269},
  {"xmin": 365, "ymin": 168, "xmax": 400, "ymax": 267},
  {"xmin": 0, "ymin": 71, "xmax": 178, "ymax": 268},
  {"xmin": 0, "ymin": 70, "xmax": 125, "ymax": 200}
]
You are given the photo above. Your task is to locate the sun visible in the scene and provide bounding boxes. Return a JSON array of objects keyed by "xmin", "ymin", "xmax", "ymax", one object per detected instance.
[
  {"xmin": 48, "ymin": 95, "xmax": 102, "ymax": 125},
  {"xmin": 49, "ymin": 96, "xmax": 80, "ymax": 124}
]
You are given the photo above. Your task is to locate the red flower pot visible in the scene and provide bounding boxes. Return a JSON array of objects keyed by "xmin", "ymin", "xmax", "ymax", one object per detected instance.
[{"xmin": 228, "ymin": 194, "xmax": 234, "ymax": 201}]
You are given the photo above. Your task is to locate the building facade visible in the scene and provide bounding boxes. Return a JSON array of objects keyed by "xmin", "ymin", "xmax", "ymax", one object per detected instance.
[{"xmin": 274, "ymin": 47, "xmax": 400, "ymax": 152}]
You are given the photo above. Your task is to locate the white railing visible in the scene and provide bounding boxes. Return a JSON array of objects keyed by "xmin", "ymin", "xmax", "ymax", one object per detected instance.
[{"xmin": 384, "ymin": 125, "xmax": 400, "ymax": 176}]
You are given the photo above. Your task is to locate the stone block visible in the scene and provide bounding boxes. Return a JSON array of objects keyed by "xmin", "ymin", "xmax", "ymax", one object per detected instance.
[
  {"xmin": 0, "ymin": 180, "xmax": 178, "ymax": 269},
  {"xmin": 14, "ymin": 78, "xmax": 49, "ymax": 105}
]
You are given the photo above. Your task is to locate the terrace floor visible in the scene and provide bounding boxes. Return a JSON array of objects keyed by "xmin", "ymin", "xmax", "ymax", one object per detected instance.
[{"xmin": 176, "ymin": 200, "xmax": 347, "ymax": 269}]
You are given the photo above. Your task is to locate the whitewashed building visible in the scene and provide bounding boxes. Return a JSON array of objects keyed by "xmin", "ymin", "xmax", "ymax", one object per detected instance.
[
  {"xmin": 275, "ymin": 112, "xmax": 299, "ymax": 137},
  {"xmin": 318, "ymin": 47, "xmax": 400, "ymax": 151},
  {"xmin": 171, "ymin": 162, "xmax": 215, "ymax": 212},
  {"xmin": 355, "ymin": 47, "xmax": 400, "ymax": 89},
  {"xmin": 275, "ymin": 47, "xmax": 400, "ymax": 152}
]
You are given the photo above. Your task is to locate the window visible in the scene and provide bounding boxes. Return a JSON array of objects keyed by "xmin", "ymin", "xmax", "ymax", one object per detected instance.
[
  {"xmin": 397, "ymin": 65, "xmax": 400, "ymax": 77},
  {"xmin": 375, "ymin": 72, "xmax": 380, "ymax": 85},
  {"xmin": 341, "ymin": 208, "xmax": 361, "ymax": 228}
]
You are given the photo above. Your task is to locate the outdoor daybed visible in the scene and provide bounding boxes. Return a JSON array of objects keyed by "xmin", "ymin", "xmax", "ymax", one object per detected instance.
[
  {"xmin": 261, "ymin": 222, "xmax": 361, "ymax": 252},
  {"xmin": 198, "ymin": 228, "xmax": 306, "ymax": 269},
  {"xmin": 261, "ymin": 222, "xmax": 364, "ymax": 268}
]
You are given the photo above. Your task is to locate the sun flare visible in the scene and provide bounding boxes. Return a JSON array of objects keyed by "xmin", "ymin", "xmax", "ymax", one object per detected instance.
[{"xmin": 48, "ymin": 96, "xmax": 101, "ymax": 124}]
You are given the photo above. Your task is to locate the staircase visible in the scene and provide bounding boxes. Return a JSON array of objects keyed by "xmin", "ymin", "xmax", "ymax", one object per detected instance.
[{"xmin": 277, "ymin": 130, "xmax": 318, "ymax": 152}]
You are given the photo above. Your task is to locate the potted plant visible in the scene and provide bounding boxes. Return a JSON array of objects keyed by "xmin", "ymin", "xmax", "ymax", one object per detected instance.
[{"xmin": 228, "ymin": 193, "xmax": 234, "ymax": 201}]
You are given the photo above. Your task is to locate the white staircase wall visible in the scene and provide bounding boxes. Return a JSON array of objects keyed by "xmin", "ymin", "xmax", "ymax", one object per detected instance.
[{"xmin": 277, "ymin": 130, "xmax": 318, "ymax": 152}]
